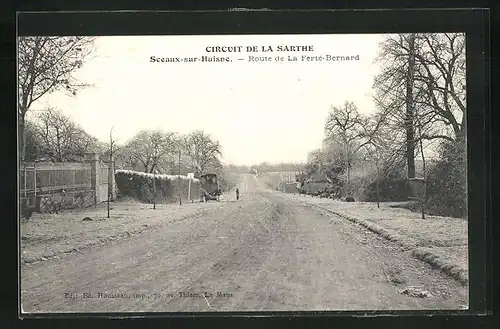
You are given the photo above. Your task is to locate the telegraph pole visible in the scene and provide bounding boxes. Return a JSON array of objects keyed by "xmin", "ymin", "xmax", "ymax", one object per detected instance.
[
  {"xmin": 188, "ymin": 175, "xmax": 192, "ymax": 202},
  {"xmin": 376, "ymin": 156, "xmax": 380, "ymax": 209},
  {"xmin": 178, "ymin": 150, "xmax": 182, "ymax": 205},
  {"xmin": 107, "ymin": 126, "xmax": 114, "ymax": 219},
  {"xmin": 153, "ymin": 168, "xmax": 156, "ymax": 210}
]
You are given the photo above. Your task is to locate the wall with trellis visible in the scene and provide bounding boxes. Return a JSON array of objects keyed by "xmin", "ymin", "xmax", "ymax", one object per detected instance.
[{"xmin": 20, "ymin": 154, "xmax": 116, "ymax": 213}]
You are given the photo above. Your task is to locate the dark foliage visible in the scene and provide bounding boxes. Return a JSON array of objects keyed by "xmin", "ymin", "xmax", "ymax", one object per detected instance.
[
  {"xmin": 425, "ymin": 139, "xmax": 467, "ymax": 218},
  {"xmin": 363, "ymin": 165, "xmax": 409, "ymax": 202},
  {"xmin": 115, "ymin": 171, "xmax": 174, "ymax": 203}
]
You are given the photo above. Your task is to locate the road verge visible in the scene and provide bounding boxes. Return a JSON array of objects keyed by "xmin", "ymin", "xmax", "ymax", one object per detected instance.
[
  {"xmin": 20, "ymin": 201, "xmax": 219, "ymax": 265},
  {"xmin": 276, "ymin": 193, "xmax": 468, "ymax": 286},
  {"xmin": 318, "ymin": 206, "xmax": 468, "ymax": 286}
]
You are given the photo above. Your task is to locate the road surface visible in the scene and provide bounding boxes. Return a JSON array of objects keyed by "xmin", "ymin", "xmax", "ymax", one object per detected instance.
[{"xmin": 21, "ymin": 174, "xmax": 468, "ymax": 313}]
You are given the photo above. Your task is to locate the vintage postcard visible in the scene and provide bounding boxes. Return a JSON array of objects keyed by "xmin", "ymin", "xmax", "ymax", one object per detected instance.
[{"xmin": 19, "ymin": 33, "xmax": 468, "ymax": 313}]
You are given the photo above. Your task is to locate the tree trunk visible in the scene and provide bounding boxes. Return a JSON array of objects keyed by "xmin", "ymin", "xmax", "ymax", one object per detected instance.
[
  {"xmin": 19, "ymin": 113, "xmax": 27, "ymax": 164},
  {"xmin": 418, "ymin": 121, "xmax": 427, "ymax": 220},
  {"xmin": 18, "ymin": 108, "xmax": 26, "ymax": 163},
  {"xmin": 405, "ymin": 33, "xmax": 416, "ymax": 178}
]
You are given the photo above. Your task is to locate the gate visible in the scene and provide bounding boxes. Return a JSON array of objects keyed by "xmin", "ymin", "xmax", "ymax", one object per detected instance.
[
  {"xmin": 408, "ymin": 177, "xmax": 427, "ymax": 219},
  {"xmin": 98, "ymin": 163, "xmax": 110, "ymax": 202}
]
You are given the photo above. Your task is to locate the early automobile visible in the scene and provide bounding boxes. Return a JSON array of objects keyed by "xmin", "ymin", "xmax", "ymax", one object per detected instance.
[{"xmin": 199, "ymin": 173, "xmax": 221, "ymax": 202}]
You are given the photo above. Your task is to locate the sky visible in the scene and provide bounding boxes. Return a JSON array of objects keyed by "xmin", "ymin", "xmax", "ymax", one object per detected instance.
[{"xmin": 28, "ymin": 34, "xmax": 386, "ymax": 166}]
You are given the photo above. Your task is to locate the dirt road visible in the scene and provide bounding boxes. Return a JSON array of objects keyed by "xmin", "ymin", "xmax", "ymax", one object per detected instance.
[{"xmin": 21, "ymin": 174, "xmax": 468, "ymax": 313}]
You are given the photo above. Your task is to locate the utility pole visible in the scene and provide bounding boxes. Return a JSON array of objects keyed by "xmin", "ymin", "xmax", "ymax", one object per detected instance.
[
  {"xmin": 420, "ymin": 142, "xmax": 426, "ymax": 220},
  {"xmin": 376, "ymin": 150, "xmax": 380, "ymax": 209},
  {"xmin": 153, "ymin": 168, "xmax": 156, "ymax": 210},
  {"xmin": 188, "ymin": 174, "xmax": 191, "ymax": 202},
  {"xmin": 345, "ymin": 143, "xmax": 350, "ymax": 195},
  {"xmin": 107, "ymin": 126, "xmax": 114, "ymax": 219},
  {"xmin": 178, "ymin": 150, "xmax": 182, "ymax": 205}
]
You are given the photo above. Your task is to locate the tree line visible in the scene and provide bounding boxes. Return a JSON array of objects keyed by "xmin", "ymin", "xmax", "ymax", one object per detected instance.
[
  {"xmin": 23, "ymin": 108, "xmax": 104, "ymax": 162},
  {"xmin": 221, "ymin": 162, "xmax": 305, "ymax": 175},
  {"xmin": 302, "ymin": 33, "xmax": 466, "ymax": 218},
  {"xmin": 17, "ymin": 35, "xmax": 467, "ymax": 216},
  {"xmin": 17, "ymin": 36, "xmax": 226, "ymax": 179},
  {"xmin": 23, "ymin": 107, "xmax": 224, "ymax": 178},
  {"xmin": 115, "ymin": 129, "xmax": 223, "ymax": 178}
]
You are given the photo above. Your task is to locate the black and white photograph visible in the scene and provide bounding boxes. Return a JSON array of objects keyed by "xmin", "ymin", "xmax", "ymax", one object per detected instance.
[{"xmin": 19, "ymin": 33, "xmax": 469, "ymax": 313}]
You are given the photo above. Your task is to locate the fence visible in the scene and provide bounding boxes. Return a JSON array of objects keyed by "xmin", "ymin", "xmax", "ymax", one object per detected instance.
[
  {"xmin": 278, "ymin": 181, "xmax": 299, "ymax": 194},
  {"xmin": 19, "ymin": 153, "xmax": 116, "ymax": 212}
]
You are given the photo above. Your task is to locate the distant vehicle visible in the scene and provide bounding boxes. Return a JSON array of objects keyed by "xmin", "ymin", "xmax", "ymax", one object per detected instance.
[{"xmin": 199, "ymin": 173, "xmax": 221, "ymax": 202}]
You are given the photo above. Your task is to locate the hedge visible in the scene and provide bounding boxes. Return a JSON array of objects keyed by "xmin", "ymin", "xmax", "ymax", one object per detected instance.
[
  {"xmin": 115, "ymin": 170, "xmax": 201, "ymax": 203},
  {"xmin": 425, "ymin": 139, "xmax": 467, "ymax": 218},
  {"xmin": 361, "ymin": 164, "xmax": 409, "ymax": 202}
]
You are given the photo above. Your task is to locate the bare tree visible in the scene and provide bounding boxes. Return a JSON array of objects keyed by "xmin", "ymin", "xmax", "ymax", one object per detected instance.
[
  {"xmin": 124, "ymin": 130, "xmax": 178, "ymax": 173},
  {"xmin": 324, "ymin": 101, "xmax": 379, "ymax": 185},
  {"xmin": 412, "ymin": 33, "xmax": 466, "ymax": 141},
  {"xmin": 33, "ymin": 107, "xmax": 100, "ymax": 162},
  {"xmin": 114, "ymin": 143, "xmax": 139, "ymax": 171},
  {"xmin": 34, "ymin": 108, "xmax": 72, "ymax": 161},
  {"xmin": 361, "ymin": 141, "xmax": 382, "ymax": 208},
  {"xmin": 373, "ymin": 34, "xmax": 419, "ymax": 178},
  {"xmin": 23, "ymin": 120, "xmax": 43, "ymax": 161},
  {"xmin": 373, "ymin": 33, "xmax": 466, "ymax": 177},
  {"xmin": 18, "ymin": 36, "xmax": 95, "ymax": 162},
  {"xmin": 291, "ymin": 162, "xmax": 305, "ymax": 175},
  {"xmin": 73, "ymin": 128, "xmax": 104, "ymax": 159},
  {"xmin": 182, "ymin": 130, "xmax": 223, "ymax": 177},
  {"xmin": 306, "ymin": 149, "xmax": 323, "ymax": 173}
]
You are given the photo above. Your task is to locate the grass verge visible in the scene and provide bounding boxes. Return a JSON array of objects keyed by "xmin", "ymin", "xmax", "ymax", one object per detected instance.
[{"xmin": 278, "ymin": 193, "xmax": 468, "ymax": 286}]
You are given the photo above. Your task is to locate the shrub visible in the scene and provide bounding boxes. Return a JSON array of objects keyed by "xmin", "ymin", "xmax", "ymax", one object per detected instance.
[
  {"xmin": 342, "ymin": 175, "xmax": 369, "ymax": 200},
  {"xmin": 362, "ymin": 164, "xmax": 409, "ymax": 202},
  {"xmin": 425, "ymin": 139, "xmax": 467, "ymax": 218}
]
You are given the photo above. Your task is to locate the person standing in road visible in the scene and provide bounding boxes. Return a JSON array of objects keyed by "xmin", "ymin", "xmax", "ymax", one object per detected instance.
[{"xmin": 236, "ymin": 188, "xmax": 239, "ymax": 200}]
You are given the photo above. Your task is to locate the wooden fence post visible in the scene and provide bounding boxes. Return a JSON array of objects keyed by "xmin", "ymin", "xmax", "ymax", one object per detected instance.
[{"xmin": 85, "ymin": 153, "xmax": 99, "ymax": 206}]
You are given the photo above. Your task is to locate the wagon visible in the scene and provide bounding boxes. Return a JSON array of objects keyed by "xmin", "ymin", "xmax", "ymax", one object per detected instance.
[{"xmin": 199, "ymin": 173, "xmax": 221, "ymax": 202}]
